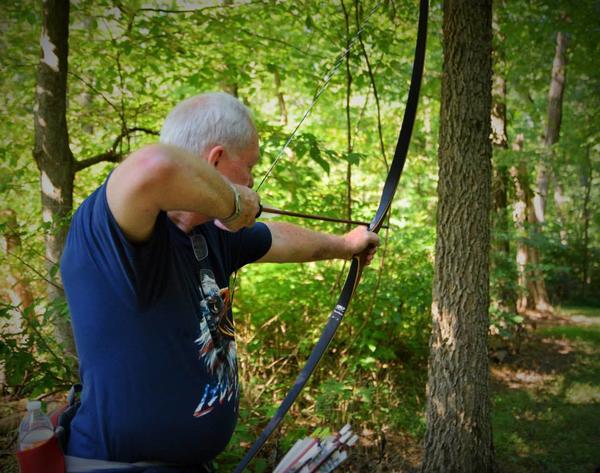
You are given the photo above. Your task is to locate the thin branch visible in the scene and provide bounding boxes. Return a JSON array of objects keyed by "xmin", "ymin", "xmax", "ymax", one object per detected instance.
[
  {"xmin": 110, "ymin": 127, "xmax": 159, "ymax": 153},
  {"xmin": 13, "ymin": 305, "xmax": 70, "ymax": 372},
  {"xmin": 355, "ymin": 0, "xmax": 388, "ymax": 170},
  {"xmin": 5, "ymin": 249, "xmax": 63, "ymax": 291},
  {"xmin": 68, "ymin": 71, "xmax": 120, "ymax": 115},
  {"xmin": 74, "ymin": 127, "xmax": 159, "ymax": 172},
  {"xmin": 236, "ymin": 27, "xmax": 326, "ymax": 59},
  {"xmin": 352, "ymin": 84, "xmax": 371, "ymax": 142},
  {"xmin": 74, "ymin": 151, "xmax": 121, "ymax": 172},
  {"xmin": 136, "ymin": 0, "xmax": 267, "ymax": 15}
]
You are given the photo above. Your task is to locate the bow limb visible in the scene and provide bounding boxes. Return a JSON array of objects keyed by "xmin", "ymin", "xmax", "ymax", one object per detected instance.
[
  {"xmin": 234, "ymin": 2, "xmax": 428, "ymax": 471},
  {"xmin": 233, "ymin": 256, "xmax": 364, "ymax": 473},
  {"xmin": 369, "ymin": 0, "xmax": 429, "ymax": 234}
]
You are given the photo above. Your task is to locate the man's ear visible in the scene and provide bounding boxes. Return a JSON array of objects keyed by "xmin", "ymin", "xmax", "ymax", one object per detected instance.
[{"xmin": 206, "ymin": 145, "xmax": 225, "ymax": 168}]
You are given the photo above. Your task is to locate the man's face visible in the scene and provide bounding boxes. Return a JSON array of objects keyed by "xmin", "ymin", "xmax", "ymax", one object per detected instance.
[{"xmin": 217, "ymin": 136, "xmax": 260, "ymax": 189}]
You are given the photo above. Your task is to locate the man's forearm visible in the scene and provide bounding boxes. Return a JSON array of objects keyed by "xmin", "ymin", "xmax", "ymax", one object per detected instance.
[
  {"xmin": 145, "ymin": 144, "xmax": 235, "ymax": 219},
  {"xmin": 107, "ymin": 144, "xmax": 254, "ymax": 242},
  {"xmin": 260, "ymin": 222, "xmax": 352, "ymax": 263}
]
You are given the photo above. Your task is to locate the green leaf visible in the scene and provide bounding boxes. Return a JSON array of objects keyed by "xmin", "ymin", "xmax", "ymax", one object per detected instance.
[
  {"xmin": 305, "ymin": 15, "xmax": 314, "ymax": 30},
  {"xmin": 345, "ymin": 151, "xmax": 362, "ymax": 165},
  {"xmin": 309, "ymin": 146, "xmax": 330, "ymax": 173}
]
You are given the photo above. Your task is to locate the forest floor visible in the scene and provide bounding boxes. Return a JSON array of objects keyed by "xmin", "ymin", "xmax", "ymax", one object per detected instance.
[
  {"xmin": 1, "ymin": 305, "xmax": 598, "ymax": 472},
  {"xmin": 345, "ymin": 305, "xmax": 600, "ymax": 473},
  {"xmin": 490, "ymin": 305, "xmax": 600, "ymax": 473}
]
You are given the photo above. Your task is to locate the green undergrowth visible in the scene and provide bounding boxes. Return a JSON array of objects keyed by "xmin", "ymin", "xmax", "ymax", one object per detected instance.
[
  {"xmin": 219, "ymin": 342, "xmax": 429, "ymax": 472},
  {"xmin": 217, "ymin": 226, "xmax": 433, "ymax": 470},
  {"xmin": 492, "ymin": 305, "xmax": 600, "ymax": 473}
]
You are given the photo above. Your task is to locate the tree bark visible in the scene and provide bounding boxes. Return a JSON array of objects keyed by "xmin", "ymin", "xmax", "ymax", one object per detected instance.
[
  {"xmin": 33, "ymin": 0, "xmax": 75, "ymax": 354},
  {"xmin": 422, "ymin": 1, "xmax": 496, "ymax": 472}
]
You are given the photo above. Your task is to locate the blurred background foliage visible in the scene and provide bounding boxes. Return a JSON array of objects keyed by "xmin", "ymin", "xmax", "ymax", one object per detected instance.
[{"xmin": 0, "ymin": 0, "xmax": 598, "ymax": 470}]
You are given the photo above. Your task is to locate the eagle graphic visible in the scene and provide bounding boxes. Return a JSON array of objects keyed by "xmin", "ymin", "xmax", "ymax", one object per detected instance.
[{"xmin": 193, "ymin": 270, "xmax": 238, "ymax": 417}]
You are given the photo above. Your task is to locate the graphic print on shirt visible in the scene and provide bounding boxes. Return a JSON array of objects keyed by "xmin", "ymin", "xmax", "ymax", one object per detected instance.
[{"xmin": 193, "ymin": 269, "xmax": 238, "ymax": 417}]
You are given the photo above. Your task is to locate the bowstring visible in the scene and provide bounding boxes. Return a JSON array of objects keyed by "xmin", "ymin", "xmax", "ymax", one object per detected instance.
[
  {"xmin": 230, "ymin": 1, "xmax": 382, "ymax": 311},
  {"xmin": 255, "ymin": 1, "xmax": 382, "ymax": 192}
]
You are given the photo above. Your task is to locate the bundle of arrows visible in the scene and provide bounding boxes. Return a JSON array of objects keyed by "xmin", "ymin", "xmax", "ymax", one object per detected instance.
[{"xmin": 273, "ymin": 424, "xmax": 359, "ymax": 473}]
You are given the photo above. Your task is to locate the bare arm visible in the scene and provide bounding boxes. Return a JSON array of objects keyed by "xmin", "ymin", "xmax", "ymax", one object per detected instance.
[
  {"xmin": 106, "ymin": 144, "xmax": 258, "ymax": 242},
  {"xmin": 258, "ymin": 222, "xmax": 379, "ymax": 264}
]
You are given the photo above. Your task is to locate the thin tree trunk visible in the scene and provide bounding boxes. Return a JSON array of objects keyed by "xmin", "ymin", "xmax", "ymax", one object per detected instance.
[
  {"xmin": 1, "ymin": 210, "xmax": 34, "ymax": 317},
  {"xmin": 547, "ymin": 32, "xmax": 569, "ymax": 244},
  {"xmin": 341, "ymin": 0, "xmax": 353, "ymax": 225},
  {"xmin": 510, "ymin": 135, "xmax": 553, "ymax": 314},
  {"xmin": 220, "ymin": 62, "xmax": 239, "ymax": 98},
  {"xmin": 581, "ymin": 146, "xmax": 592, "ymax": 293},
  {"xmin": 422, "ymin": 1, "xmax": 496, "ymax": 471},
  {"xmin": 510, "ymin": 136, "xmax": 530, "ymax": 313},
  {"xmin": 33, "ymin": 0, "xmax": 75, "ymax": 354},
  {"xmin": 422, "ymin": 96, "xmax": 433, "ymax": 155},
  {"xmin": 517, "ymin": 32, "xmax": 568, "ymax": 315},
  {"xmin": 273, "ymin": 68, "xmax": 288, "ymax": 125},
  {"xmin": 491, "ymin": 9, "xmax": 517, "ymax": 314},
  {"xmin": 0, "ymin": 210, "xmax": 35, "ymax": 387},
  {"xmin": 533, "ymin": 32, "xmax": 568, "ymax": 225}
]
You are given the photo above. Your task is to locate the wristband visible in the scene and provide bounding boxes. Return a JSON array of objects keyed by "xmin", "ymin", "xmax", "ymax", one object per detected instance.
[{"xmin": 220, "ymin": 183, "xmax": 241, "ymax": 224}]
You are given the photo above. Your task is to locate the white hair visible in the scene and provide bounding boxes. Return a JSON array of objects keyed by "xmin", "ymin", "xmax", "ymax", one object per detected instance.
[{"xmin": 160, "ymin": 92, "xmax": 256, "ymax": 156}]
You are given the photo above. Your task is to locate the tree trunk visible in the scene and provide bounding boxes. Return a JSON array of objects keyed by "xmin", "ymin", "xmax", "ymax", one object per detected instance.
[
  {"xmin": 580, "ymin": 146, "xmax": 593, "ymax": 293},
  {"xmin": 1, "ymin": 210, "xmax": 34, "ymax": 318},
  {"xmin": 510, "ymin": 136, "xmax": 530, "ymax": 313},
  {"xmin": 515, "ymin": 32, "xmax": 568, "ymax": 315},
  {"xmin": 547, "ymin": 32, "xmax": 569, "ymax": 244},
  {"xmin": 533, "ymin": 32, "xmax": 568, "ymax": 225},
  {"xmin": 491, "ymin": 9, "xmax": 517, "ymax": 314},
  {"xmin": 33, "ymin": 0, "xmax": 75, "ymax": 354},
  {"xmin": 1, "ymin": 210, "xmax": 35, "ymax": 388},
  {"xmin": 509, "ymin": 136, "xmax": 553, "ymax": 314},
  {"xmin": 422, "ymin": 1, "xmax": 496, "ymax": 472}
]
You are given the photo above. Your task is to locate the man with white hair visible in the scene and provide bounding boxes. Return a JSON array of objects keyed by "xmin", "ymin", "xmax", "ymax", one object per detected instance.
[{"xmin": 60, "ymin": 92, "xmax": 379, "ymax": 471}]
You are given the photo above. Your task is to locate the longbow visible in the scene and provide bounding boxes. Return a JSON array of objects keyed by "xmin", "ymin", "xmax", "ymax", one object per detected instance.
[{"xmin": 234, "ymin": 2, "xmax": 428, "ymax": 470}]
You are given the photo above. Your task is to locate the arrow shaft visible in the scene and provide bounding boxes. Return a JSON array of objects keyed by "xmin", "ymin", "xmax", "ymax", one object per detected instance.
[{"xmin": 260, "ymin": 206, "xmax": 384, "ymax": 228}]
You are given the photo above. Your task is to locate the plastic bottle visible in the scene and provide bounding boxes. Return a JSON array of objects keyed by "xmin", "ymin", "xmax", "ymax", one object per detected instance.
[{"xmin": 18, "ymin": 400, "xmax": 55, "ymax": 451}]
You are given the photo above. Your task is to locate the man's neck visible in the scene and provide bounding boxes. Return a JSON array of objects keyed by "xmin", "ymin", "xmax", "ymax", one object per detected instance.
[{"xmin": 167, "ymin": 210, "xmax": 211, "ymax": 234}]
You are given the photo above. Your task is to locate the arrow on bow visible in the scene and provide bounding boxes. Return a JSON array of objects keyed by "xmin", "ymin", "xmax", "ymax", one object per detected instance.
[
  {"xmin": 258, "ymin": 204, "xmax": 387, "ymax": 228},
  {"xmin": 235, "ymin": 1, "xmax": 428, "ymax": 470}
]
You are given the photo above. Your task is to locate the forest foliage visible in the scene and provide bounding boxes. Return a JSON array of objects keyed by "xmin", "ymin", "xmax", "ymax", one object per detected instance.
[{"xmin": 1, "ymin": 0, "xmax": 599, "ymax": 468}]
